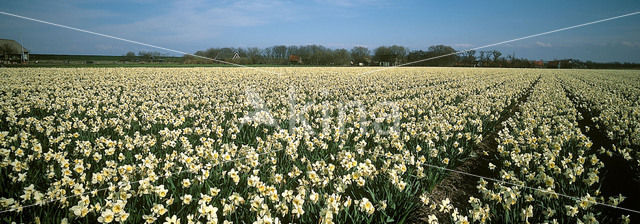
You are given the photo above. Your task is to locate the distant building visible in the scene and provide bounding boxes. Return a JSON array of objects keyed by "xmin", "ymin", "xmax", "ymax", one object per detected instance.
[
  {"xmin": 546, "ymin": 60, "xmax": 559, "ymax": 69},
  {"xmin": 289, "ymin": 55, "xmax": 302, "ymax": 64},
  {"xmin": 533, "ymin": 60, "xmax": 544, "ymax": 68},
  {"xmin": 0, "ymin": 39, "xmax": 29, "ymax": 64}
]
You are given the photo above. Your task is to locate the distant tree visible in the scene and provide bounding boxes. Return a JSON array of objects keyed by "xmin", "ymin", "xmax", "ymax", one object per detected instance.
[
  {"xmin": 373, "ymin": 45, "xmax": 408, "ymax": 66},
  {"xmin": 479, "ymin": 51, "xmax": 492, "ymax": 66},
  {"xmin": 235, "ymin": 48, "xmax": 247, "ymax": 58},
  {"xmin": 138, "ymin": 51, "xmax": 152, "ymax": 61},
  {"xmin": 0, "ymin": 43, "xmax": 15, "ymax": 55},
  {"xmin": 351, "ymin": 46, "xmax": 370, "ymax": 65},
  {"xmin": 307, "ymin": 45, "xmax": 330, "ymax": 65},
  {"xmin": 246, "ymin": 47, "xmax": 262, "ymax": 64},
  {"xmin": 287, "ymin": 45, "xmax": 299, "ymax": 55},
  {"xmin": 218, "ymin": 48, "xmax": 235, "ymax": 59},
  {"xmin": 333, "ymin": 48, "xmax": 351, "ymax": 65},
  {"xmin": 407, "ymin": 50, "xmax": 429, "ymax": 66},
  {"xmin": 273, "ymin": 45, "xmax": 287, "ymax": 59},
  {"xmin": 199, "ymin": 48, "xmax": 218, "ymax": 59},
  {"xmin": 373, "ymin": 46, "xmax": 391, "ymax": 65},
  {"xmin": 389, "ymin": 45, "xmax": 408, "ymax": 64},
  {"xmin": 406, "ymin": 45, "xmax": 457, "ymax": 66},
  {"xmin": 262, "ymin": 48, "xmax": 272, "ymax": 61},
  {"xmin": 462, "ymin": 50, "xmax": 476, "ymax": 66},
  {"xmin": 137, "ymin": 51, "xmax": 163, "ymax": 62},
  {"xmin": 317, "ymin": 46, "xmax": 333, "ymax": 65},
  {"xmin": 124, "ymin": 51, "xmax": 136, "ymax": 61},
  {"xmin": 491, "ymin": 50, "xmax": 502, "ymax": 62},
  {"xmin": 427, "ymin": 45, "xmax": 457, "ymax": 66}
]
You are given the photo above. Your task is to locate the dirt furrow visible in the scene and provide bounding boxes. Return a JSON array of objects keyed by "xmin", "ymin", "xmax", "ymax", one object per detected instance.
[
  {"xmin": 413, "ymin": 75, "xmax": 541, "ymax": 223},
  {"xmin": 561, "ymin": 82, "xmax": 640, "ymax": 222}
]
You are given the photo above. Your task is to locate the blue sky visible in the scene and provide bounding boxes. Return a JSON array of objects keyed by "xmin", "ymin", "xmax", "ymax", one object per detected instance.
[{"xmin": 1, "ymin": 0, "xmax": 639, "ymax": 62}]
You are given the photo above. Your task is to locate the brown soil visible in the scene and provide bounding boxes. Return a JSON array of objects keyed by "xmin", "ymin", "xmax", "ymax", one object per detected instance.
[
  {"xmin": 561, "ymin": 81, "xmax": 640, "ymax": 222},
  {"xmin": 411, "ymin": 76, "xmax": 540, "ymax": 223}
]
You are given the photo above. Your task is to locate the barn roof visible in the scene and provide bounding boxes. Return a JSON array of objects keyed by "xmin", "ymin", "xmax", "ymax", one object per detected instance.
[{"xmin": 0, "ymin": 39, "xmax": 28, "ymax": 54}]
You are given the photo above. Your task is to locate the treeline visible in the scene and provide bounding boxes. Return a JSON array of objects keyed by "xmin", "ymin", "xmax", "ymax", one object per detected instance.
[
  {"xmin": 186, "ymin": 45, "xmax": 416, "ymax": 66},
  {"xmin": 121, "ymin": 44, "xmax": 639, "ymax": 69},
  {"xmin": 185, "ymin": 45, "xmax": 355, "ymax": 65},
  {"xmin": 181, "ymin": 44, "xmax": 573, "ymax": 68},
  {"xmin": 121, "ymin": 51, "xmax": 180, "ymax": 63},
  {"xmin": 185, "ymin": 44, "xmax": 541, "ymax": 67}
]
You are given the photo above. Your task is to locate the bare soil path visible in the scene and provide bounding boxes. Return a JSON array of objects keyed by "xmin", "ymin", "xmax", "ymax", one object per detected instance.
[
  {"xmin": 412, "ymin": 76, "xmax": 541, "ymax": 223},
  {"xmin": 562, "ymin": 83, "xmax": 640, "ymax": 222}
]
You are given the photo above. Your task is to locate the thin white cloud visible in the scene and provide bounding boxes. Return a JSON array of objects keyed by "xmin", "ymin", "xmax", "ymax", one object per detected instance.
[
  {"xmin": 621, "ymin": 41, "xmax": 640, "ymax": 48},
  {"xmin": 95, "ymin": 0, "xmax": 303, "ymax": 44},
  {"xmin": 4, "ymin": 1, "xmax": 120, "ymax": 27},
  {"xmin": 353, "ymin": 44, "xmax": 370, "ymax": 48},
  {"xmin": 315, "ymin": 0, "xmax": 389, "ymax": 8},
  {"xmin": 535, "ymin": 41, "xmax": 552, "ymax": 47},
  {"xmin": 454, "ymin": 43, "xmax": 473, "ymax": 48},
  {"xmin": 322, "ymin": 43, "xmax": 349, "ymax": 48}
]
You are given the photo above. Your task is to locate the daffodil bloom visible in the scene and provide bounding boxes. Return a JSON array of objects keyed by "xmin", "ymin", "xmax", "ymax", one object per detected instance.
[{"xmin": 1, "ymin": 68, "xmax": 635, "ymax": 223}]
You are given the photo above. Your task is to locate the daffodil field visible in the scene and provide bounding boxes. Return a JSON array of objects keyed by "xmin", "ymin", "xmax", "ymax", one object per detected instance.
[{"xmin": 0, "ymin": 67, "xmax": 638, "ymax": 223}]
